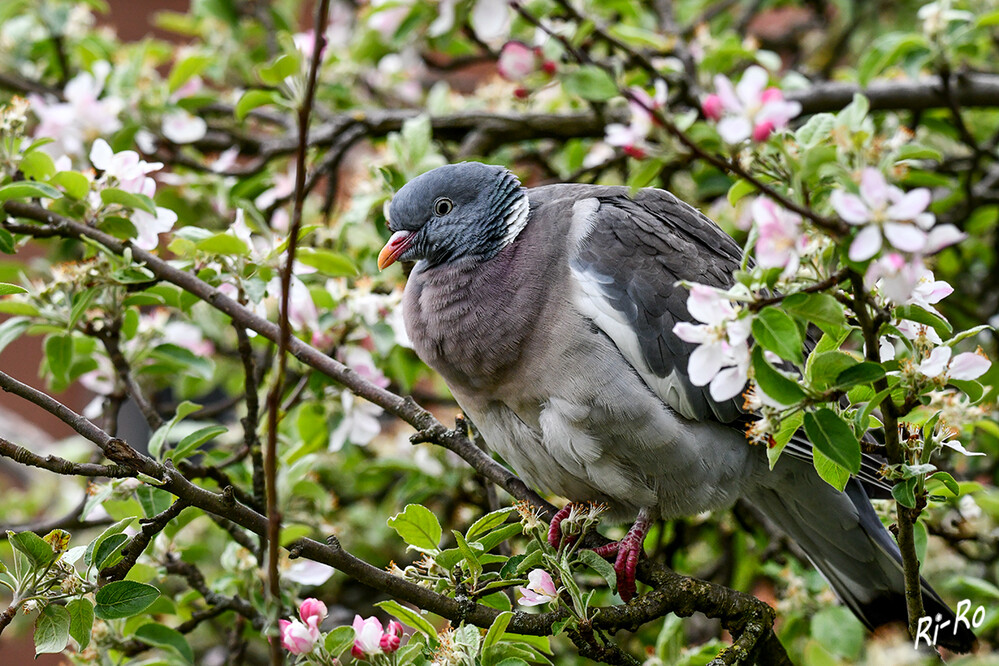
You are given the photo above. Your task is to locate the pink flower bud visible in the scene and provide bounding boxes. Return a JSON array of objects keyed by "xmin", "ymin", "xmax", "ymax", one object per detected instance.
[
  {"xmin": 498, "ymin": 41, "xmax": 536, "ymax": 81},
  {"xmin": 702, "ymin": 94, "xmax": 723, "ymax": 121},
  {"xmin": 380, "ymin": 620, "xmax": 404, "ymax": 652},
  {"xmin": 623, "ymin": 145, "xmax": 647, "ymax": 160},
  {"xmin": 298, "ymin": 598, "xmax": 328, "ymax": 628},
  {"xmin": 752, "ymin": 119, "xmax": 776, "ymax": 142},
  {"xmin": 279, "ymin": 618, "xmax": 320, "ymax": 655},
  {"xmin": 760, "ymin": 86, "xmax": 784, "ymax": 104}
]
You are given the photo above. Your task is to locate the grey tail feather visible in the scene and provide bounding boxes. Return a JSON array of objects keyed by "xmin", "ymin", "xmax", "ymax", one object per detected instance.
[{"xmin": 750, "ymin": 471, "xmax": 977, "ymax": 653}]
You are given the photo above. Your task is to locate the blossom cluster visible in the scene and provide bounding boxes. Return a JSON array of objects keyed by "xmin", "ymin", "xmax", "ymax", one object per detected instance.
[{"xmin": 702, "ymin": 66, "xmax": 802, "ymax": 143}]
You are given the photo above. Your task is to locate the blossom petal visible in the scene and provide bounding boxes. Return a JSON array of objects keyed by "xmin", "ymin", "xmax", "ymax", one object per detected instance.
[
  {"xmin": 672, "ymin": 321, "xmax": 707, "ymax": 344},
  {"xmin": 883, "ymin": 222, "xmax": 927, "ymax": 253},
  {"xmin": 859, "ymin": 168, "xmax": 889, "ymax": 210},
  {"xmin": 848, "ymin": 225, "xmax": 882, "ymax": 261},
  {"xmin": 925, "ymin": 224, "xmax": 967, "ymax": 253},
  {"xmin": 918, "ymin": 346, "xmax": 952, "ymax": 378},
  {"xmin": 709, "ymin": 364, "xmax": 748, "ymax": 402},
  {"xmin": 89, "ymin": 139, "xmax": 114, "ymax": 171},
  {"xmin": 885, "ymin": 188, "xmax": 931, "ymax": 221},
  {"xmin": 949, "ymin": 352, "xmax": 990, "ymax": 381},
  {"xmin": 688, "ymin": 343, "xmax": 724, "ymax": 386},
  {"xmin": 830, "ymin": 191, "xmax": 870, "ymax": 225},
  {"xmin": 717, "ymin": 116, "xmax": 751, "ymax": 144},
  {"xmin": 735, "ymin": 65, "xmax": 768, "ymax": 106}
]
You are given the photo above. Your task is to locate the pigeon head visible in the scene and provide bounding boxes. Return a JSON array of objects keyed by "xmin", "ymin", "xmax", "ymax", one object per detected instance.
[{"xmin": 378, "ymin": 162, "xmax": 529, "ymax": 269}]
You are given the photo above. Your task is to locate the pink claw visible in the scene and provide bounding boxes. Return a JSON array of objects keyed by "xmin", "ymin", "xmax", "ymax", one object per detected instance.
[{"xmin": 592, "ymin": 510, "xmax": 652, "ymax": 602}]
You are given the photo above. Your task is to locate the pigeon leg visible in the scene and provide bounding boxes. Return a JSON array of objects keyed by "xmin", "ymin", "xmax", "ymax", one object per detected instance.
[
  {"xmin": 592, "ymin": 509, "xmax": 652, "ymax": 603},
  {"xmin": 547, "ymin": 504, "xmax": 577, "ymax": 549}
]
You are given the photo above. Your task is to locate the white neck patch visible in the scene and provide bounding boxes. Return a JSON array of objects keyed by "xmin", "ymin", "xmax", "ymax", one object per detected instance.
[{"xmin": 501, "ymin": 193, "xmax": 530, "ymax": 247}]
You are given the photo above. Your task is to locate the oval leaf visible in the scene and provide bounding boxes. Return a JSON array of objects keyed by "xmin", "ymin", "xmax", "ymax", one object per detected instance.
[
  {"xmin": 94, "ymin": 580, "xmax": 160, "ymax": 619},
  {"xmin": 752, "ymin": 308, "xmax": 803, "ymax": 362},
  {"xmin": 387, "ymin": 504, "xmax": 442, "ymax": 551},
  {"xmin": 135, "ymin": 622, "xmax": 194, "ymax": 663},
  {"xmin": 0, "ymin": 181, "xmax": 63, "ymax": 203},
  {"xmin": 34, "ymin": 604, "xmax": 70, "ymax": 655},
  {"xmin": 804, "ymin": 408, "xmax": 861, "ymax": 475}
]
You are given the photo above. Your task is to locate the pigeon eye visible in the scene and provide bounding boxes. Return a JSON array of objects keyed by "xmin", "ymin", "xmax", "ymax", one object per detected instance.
[{"xmin": 433, "ymin": 197, "xmax": 453, "ymax": 216}]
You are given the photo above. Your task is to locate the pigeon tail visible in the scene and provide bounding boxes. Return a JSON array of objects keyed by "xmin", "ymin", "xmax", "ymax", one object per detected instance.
[{"xmin": 748, "ymin": 469, "xmax": 977, "ymax": 653}]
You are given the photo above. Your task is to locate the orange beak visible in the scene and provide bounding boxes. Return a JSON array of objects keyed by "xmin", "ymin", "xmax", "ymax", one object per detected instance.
[{"xmin": 378, "ymin": 230, "xmax": 415, "ymax": 270}]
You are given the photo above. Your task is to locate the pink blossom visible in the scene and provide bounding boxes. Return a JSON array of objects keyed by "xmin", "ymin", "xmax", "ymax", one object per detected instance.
[
  {"xmin": 298, "ymin": 598, "xmax": 328, "ymax": 627},
  {"xmin": 750, "ymin": 197, "xmax": 805, "ymax": 272},
  {"xmin": 605, "ymin": 80, "xmax": 667, "ymax": 156},
  {"xmin": 279, "ymin": 618, "xmax": 319, "ymax": 654},
  {"xmin": 89, "ymin": 139, "xmax": 163, "ymax": 194},
  {"xmin": 352, "ymin": 615, "xmax": 384, "ymax": 659},
  {"xmin": 831, "ymin": 168, "xmax": 964, "ymax": 261},
  {"xmin": 29, "ymin": 61, "xmax": 124, "ymax": 158},
  {"xmin": 380, "ymin": 620, "xmax": 403, "ymax": 653},
  {"xmin": 707, "ymin": 66, "xmax": 801, "ymax": 143},
  {"xmin": 498, "ymin": 41, "xmax": 536, "ymax": 81},
  {"xmin": 284, "ymin": 560, "xmax": 335, "ymax": 586},
  {"xmin": 329, "ymin": 391, "xmax": 384, "ymax": 451},
  {"xmin": 672, "ymin": 285, "xmax": 752, "ymax": 401},
  {"xmin": 907, "ymin": 268, "xmax": 953, "ymax": 312},
  {"xmin": 865, "ymin": 252, "xmax": 924, "ymax": 303},
  {"xmin": 702, "ymin": 93, "xmax": 723, "ymax": 121},
  {"xmin": 162, "ymin": 110, "xmax": 207, "ymax": 144},
  {"xmin": 918, "ymin": 346, "xmax": 991, "ymax": 381},
  {"xmin": 517, "ymin": 569, "xmax": 558, "ymax": 606}
]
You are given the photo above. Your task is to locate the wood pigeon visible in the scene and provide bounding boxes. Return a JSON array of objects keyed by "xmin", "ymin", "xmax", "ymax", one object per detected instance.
[{"xmin": 378, "ymin": 161, "xmax": 975, "ymax": 652}]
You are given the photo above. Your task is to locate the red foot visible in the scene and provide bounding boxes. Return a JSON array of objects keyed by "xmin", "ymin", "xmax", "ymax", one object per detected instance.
[
  {"xmin": 592, "ymin": 510, "xmax": 652, "ymax": 603},
  {"xmin": 547, "ymin": 504, "xmax": 577, "ymax": 549}
]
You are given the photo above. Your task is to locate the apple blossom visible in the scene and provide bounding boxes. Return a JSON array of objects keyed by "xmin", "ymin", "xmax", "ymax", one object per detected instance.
[
  {"xmin": 865, "ymin": 253, "xmax": 925, "ymax": 304},
  {"xmin": 706, "ymin": 66, "xmax": 801, "ymax": 143},
  {"xmin": 352, "ymin": 615, "xmax": 384, "ymax": 659},
  {"xmin": 831, "ymin": 168, "xmax": 965, "ymax": 261},
  {"xmin": 672, "ymin": 285, "xmax": 752, "ymax": 401},
  {"xmin": 750, "ymin": 197, "xmax": 806, "ymax": 272},
  {"xmin": 498, "ymin": 41, "xmax": 536, "ymax": 81},
  {"xmin": 161, "ymin": 109, "xmax": 208, "ymax": 144},
  {"xmin": 470, "ymin": 0, "xmax": 512, "ymax": 44},
  {"xmin": 918, "ymin": 346, "xmax": 991, "ymax": 381},
  {"xmin": 605, "ymin": 80, "xmax": 668, "ymax": 158},
  {"xmin": 29, "ymin": 61, "xmax": 124, "ymax": 158},
  {"xmin": 329, "ymin": 390, "xmax": 384, "ymax": 451},
  {"xmin": 517, "ymin": 569, "xmax": 558, "ymax": 606}
]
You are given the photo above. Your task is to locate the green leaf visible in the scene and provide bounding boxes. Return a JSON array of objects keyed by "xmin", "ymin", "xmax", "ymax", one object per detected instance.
[
  {"xmin": 34, "ymin": 604, "xmax": 70, "ymax": 655},
  {"xmin": 0, "ymin": 181, "xmax": 63, "ymax": 202},
  {"xmin": 94, "ymin": 580, "xmax": 160, "ymax": 619},
  {"xmin": 782, "ymin": 293, "xmax": 848, "ymax": 336},
  {"xmin": 100, "ymin": 188, "xmax": 158, "ymax": 215},
  {"xmin": 296, "ymin": 248, "xmax": 359, "ymax": 277},
  {"xmin": 752, "ymin": 308, "xmax": 803, "ymax": 362},
  {"xmin": 235, "ymin": 90, "xmax": 282, "ymax": 121},
  {"xmin": 195, "ymin": 233, "xmax": 249, "ymax": 256},
  {"xmin": 325, "ymin": 625, "xmax": 356, "ymax": 657},
  {"xmin": 834, "ymin": 362, "xmax": 885, "ymax": 388},
  {"xmin": 67, "ymin": 598, "xmax": 94, "ymax": 651},
  {"xmin": 751, "ymin": 346, "xmax": 806, "ymax": 405},
  {"xmin": 795, "ymin": 113, "xmax": 836, "ymax": 148},
  {"xmin": 727, "ymin": 179, "xmax": 756, "ymax": 206},
  {"xmin": 577, "ymin": 549, "xmax": 617, "ymax": 594},
  {"xmin": 0, "ymin": 227, "xmax": 13, "ymax": 254},
  {"xmin": 387, "ymin": 504, "xmax": 442, "ymax": 551},
  {"xmin": 9, "ymin": 530, "xmax": 56, "ymax": 568},
  {"xmin": 0, "ymin": 282, "xmax": 26, "ymax": 296},
  {"xmin": 768, "ymin": 411, "xmax": 804, "ymax": 470},
  {"xmin": 93, "ymin": 532, "xmax": 128, "ymax": 569},
  {"xmin": 45, "ymin": 333, "xmax": 73, "ymax": 385},
  {"xmin": 811, "ymin": 606, "xmax": 864, "ymax": 660},
  {"xmin": 929, "ymin": 471, "xmax": 960, "ymax": 497},
  {"xmin": 256, "ymin": 53, "xmax": 300, "ymax": 86},
  {"xmin": 51, "ymin": 171, "xmax": 90, "ymax": 199},
  {"xmin": 148, "ymin": 401, "xmax": 202, "ymax": 460},
  {"xmin": 453, "ymin": 530, "xmax": 482, "ymax": 577},
  {"xmin": 484, "ymin": 611, "xmax": 514, "ymax": 650},
  {"xmin": 168, "ymin": 53, "xmax": 212, "ymax": 93},
  {"xmin": 813, "ymin": 446, "xmax": 850, "ymax": 491},
  {"xmin": 807, "ymin": 351, "xmax": 859, "ymax": 389},
  {"xmin": 84, "ymin": 518, "xmax": 134, "ymax": 568},
  {"xmin": 374, "ymin": 600, "xmax": 439, "ymax": 647},
  {"xmin": 134, "ymin": 622, "xmax": 194, "ymax": 663},
  {"xmin": 476, "ymin": 523, "xmax": 522, "ymax": 553},
  {"xmin": 20, "ymin": 151, "xmax": 56, "ymax": 180},
  {"xmin": 804, "ymin": 408, "xmax": 861, "ymax": 475},
  {"xmin": 0, "ymin": 316, "xmax": 30, "ymax": 356},
  {"xmin": 562, "ymin": 66, "xmax": 618, "ymax": 101},
  {"xmin": 892, "ymin": 478, "xmax": 918, "ymax": 509},
  {"xmin": 896, "ymin": 304, "xmax": 952, "ymax": 339},
  {"xmin": 169, "ymin": 425, "xmax": 228, "ymax": 461},
  {"xmin": 467, "ymin": 508, "xmax": 516, "ymax": 542}
]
